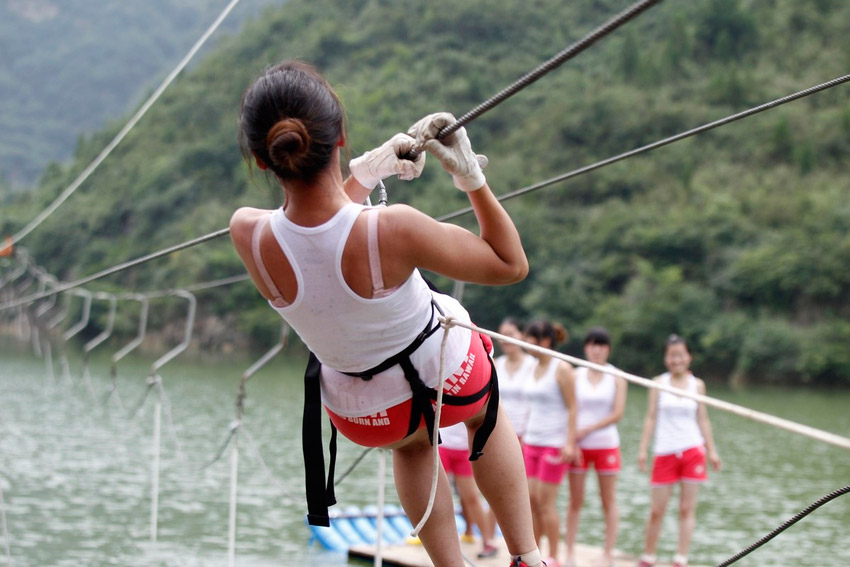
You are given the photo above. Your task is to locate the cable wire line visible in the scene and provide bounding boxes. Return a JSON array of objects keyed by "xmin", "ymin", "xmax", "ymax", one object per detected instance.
[
  {"xmin": 437, "ymin": 72, "xmax": 850, "ymax": 222},
  {"xmin": 412, "ymin": 0, "xmax": 663, "ymax": 154},
  {"xmin": 3, "ymin": 73, "xmax": 848, "ymax": 313},
  {"xmin": 2, "ymin": 228, "xmax": 230, "ymax": 310},
  {"xmin": 714, "ymin": 485, "xmax": 850, "ymax": 567},
  {"xmin": 10, "ymin": 0, "xmax": 245, "ymax": 245}
]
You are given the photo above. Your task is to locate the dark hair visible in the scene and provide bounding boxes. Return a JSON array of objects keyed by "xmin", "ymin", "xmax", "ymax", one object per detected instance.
[
  {"xmin": 239, "ymin": 60, "xmax": 345, "ymax": 182},
  {"xmin": 525, "ymin": 320, "xmax": 568, "ymax": 348},
  {"xmin": 665, "ymin": 333, "xmax": 690, "ymax": 354},
  {"xmin": 583, "ymin": 326, "xmax": 611, "ymax": 346},
  {"xmin": 499, "ymin": 317, "xmax": 523, "ymax": 331}
]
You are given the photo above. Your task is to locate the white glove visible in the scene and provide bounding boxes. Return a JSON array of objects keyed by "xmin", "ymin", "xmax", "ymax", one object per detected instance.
[
  {"xmin": 408, "ymin": 112, "xmax": 487, "ymax": 192},
  {"xmin": 349, "ymin": 133, "xmax": 425, "ymax": 189}
]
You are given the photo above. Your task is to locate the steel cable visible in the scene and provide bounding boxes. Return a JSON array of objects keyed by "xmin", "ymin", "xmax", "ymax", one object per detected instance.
[
  {"xmin": 714, "ymin": 485, "xmax": 850, "ymax": 567},
  {"xmin": 438, "ymin": 72, "xmax": 850, "ymax": 221},
  {"xmin": 415, "ymin": 0, "xmax": 664, "ymax": 150}
]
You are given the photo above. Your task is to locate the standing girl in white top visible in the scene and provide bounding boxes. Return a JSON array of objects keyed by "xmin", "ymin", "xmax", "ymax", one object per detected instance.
[
  {"xmin": 637, "ymin": 335, "xmax": 721, "ymax": 567},
  {"xmin": 522, "ymin": 320, "xmax": 576, "ymax": 567},
  {"xmin": 565, "ymin": 327, "xmax": 626, "ymax": 567},
  {"xmin": 494, "ymin": 317, "xmax": 536, "ymax": 438}
]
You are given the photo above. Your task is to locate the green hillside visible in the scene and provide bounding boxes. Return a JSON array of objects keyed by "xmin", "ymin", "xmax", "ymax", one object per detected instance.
[
  {"xmin": 0, "ymin": 0, "xmax": 286, "ymax": 190},
  {"xmin": 3, "ymin": 0, "xmax": 850, "ymax": 385}
]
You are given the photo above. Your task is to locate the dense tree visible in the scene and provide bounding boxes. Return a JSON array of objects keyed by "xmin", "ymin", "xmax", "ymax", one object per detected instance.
[{"xmin": 2, "ymin": 0, "xmax": 849, "ymax": 385}]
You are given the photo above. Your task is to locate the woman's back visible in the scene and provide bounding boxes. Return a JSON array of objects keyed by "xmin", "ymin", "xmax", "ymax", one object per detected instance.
[{"xmin": 263, "ymin": 203, "xmax": 434, "ymax": 371}]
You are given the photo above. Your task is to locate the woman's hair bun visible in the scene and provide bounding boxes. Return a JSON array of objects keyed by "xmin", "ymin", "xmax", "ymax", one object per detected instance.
[
  {"xmin": 266, "ymin": 118, "xmax": 311, "ymax": 173},
  {"xmin": 553, "ymin": 322, "xmax": 569, "ymax": 344}
]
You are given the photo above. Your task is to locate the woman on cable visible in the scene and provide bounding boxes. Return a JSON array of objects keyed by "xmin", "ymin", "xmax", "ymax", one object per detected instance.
[
  {"xmin": 494, "ymin": 317, "xmax": 536, "ymax": 439},
  {"xmin": 229, "ymin": 60, "xmax": 543, "ymax": 567},
  {"xmin": 565, "ymin": 326, "xmax": 626, "ymax": 567},
  {"xmin": 521, "ymin": 320, "xmax": 577, "ymax": 567},
  {"xmin": 636, "ymin": 335, "xmax": 721, "ymax": 567}
]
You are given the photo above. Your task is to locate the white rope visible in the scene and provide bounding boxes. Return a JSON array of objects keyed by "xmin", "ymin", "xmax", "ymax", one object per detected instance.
[
  {"xmin": 374, "ymin": 449, "xmax": 387, "ymax": 567},
  {"xmin": 410, "ymin": 316, "xmax": 453, "ymax": 537},
  {"xmin": 442, "ymin": 318, "xmax": 850, "ymax": 451},
  {"xmin": 11, "ymin": 0, "xmax": 245, "ymax": 244}
]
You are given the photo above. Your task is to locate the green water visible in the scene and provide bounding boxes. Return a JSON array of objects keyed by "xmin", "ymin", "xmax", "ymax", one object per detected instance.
[{"xmin": 0, "ymin": 343, "xmax": 848, "ymax": 567}]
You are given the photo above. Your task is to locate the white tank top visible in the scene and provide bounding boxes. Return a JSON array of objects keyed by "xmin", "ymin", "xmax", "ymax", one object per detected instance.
[
  {"xmin": 265, "ymin": 203, "xmax": 472, "ymax": 417},
  {"xmin": 494, "ymin": 354, "xmax": 535, "ymax": 437},
  {"xmin": 522, "ymin": 358, "xmax": 569, "ymax": 448},
  {"xmin": 653, "ymin": 373, "xmax": 705, "ymax": 455},
  {"xmin": 439, "ymin": 422, "xmax": 469, "ymax": 451},
  {"xmin": 574, "ymin": 365, "xmax": 620, "ymax": 449}
]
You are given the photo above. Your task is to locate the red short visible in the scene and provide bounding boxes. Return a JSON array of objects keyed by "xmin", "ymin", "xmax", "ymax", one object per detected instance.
[
  {"xmin": 523, "ymin": 444, "xmax": 569, "ymax": 484},
  {"xmin": 440, "ymin": 446, "xmax": 473, "ymax": 477},
  {"xmin": 325, "ymin": 332, "xmax": 493, "ymax": 447},
  {"xmin": 650, "ymin": 445, "xmax": 708, "ymax": 485},
  {"xmin": 571, "ymin": 447, "xmax": 621, "ymax": 475}
]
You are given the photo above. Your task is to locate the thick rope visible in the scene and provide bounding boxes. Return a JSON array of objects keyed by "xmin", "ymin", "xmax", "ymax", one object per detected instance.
[
  {"xmin": 409, "ymin": 0, "xmax": 663, "ymax": 155},
  {"xmin": 11, "ymin": 0, "xmax": 245, "ymax": 245},
  {"xmin": 410, "ymin": 316, "xmax": 453, "ymax": 537},
  {"xmin": 441, "ymin": 318, "xmax": 850, "ymax": 451},
  {"xmin": 714, "ymin": 485, "xmax": 850, "ymax": 567}
]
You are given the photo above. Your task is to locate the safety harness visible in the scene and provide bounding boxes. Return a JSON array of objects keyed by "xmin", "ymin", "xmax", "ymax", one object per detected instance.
[{"xmin": 302, "ymin": 298, "xmax": 500, "ymax": 527}]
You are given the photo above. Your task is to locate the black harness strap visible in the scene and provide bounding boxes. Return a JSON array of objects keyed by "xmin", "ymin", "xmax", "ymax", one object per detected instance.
[
  {"xmin": 302, "ymin": 352, "xmax": 336, "ymax": 527},
  {"xmin": 302, "ymin": 300, "xmax": 500, "ymax": 526}
]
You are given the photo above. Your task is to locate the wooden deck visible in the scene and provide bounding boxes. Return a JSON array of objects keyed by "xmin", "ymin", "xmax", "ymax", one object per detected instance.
[{"xmin": 349, "ymin": 538, "xmax": 702, "ymax": 567}]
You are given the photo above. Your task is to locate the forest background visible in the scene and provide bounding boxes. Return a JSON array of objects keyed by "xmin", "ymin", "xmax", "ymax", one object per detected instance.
[{"xmin": 2, "ymin": 0, "xmax": 849, "ymax": 387}]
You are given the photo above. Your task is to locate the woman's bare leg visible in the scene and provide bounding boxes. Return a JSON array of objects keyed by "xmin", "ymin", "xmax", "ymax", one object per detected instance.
[
  {"xmin": 677, "ymin": 483, "xmax": 700, "ymax": 559},
  {"xmin": 566, "ymin": 472, "xmax": 585, "ymax": 564},
  {"xmin": 466, "ymin": 407, "xmax": 537, "ymax": 556},
  {"xmin": 392, "ymin": 429, "xmax": 465, "ymax": 567},
  {"xmin": 597, "ymin": 473, "xmax": 619, "ymax": 564},
  {"xmin": 643, "ymin": 484, "xmax": 674, "ymax": 557}
]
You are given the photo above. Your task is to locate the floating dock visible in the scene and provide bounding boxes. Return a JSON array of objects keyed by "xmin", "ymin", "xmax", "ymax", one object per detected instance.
[{"xmin": 307, "ymin": 505, "xmax": 704, "ymax": 567}]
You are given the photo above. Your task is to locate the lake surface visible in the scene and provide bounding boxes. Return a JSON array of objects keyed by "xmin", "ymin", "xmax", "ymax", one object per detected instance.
[{"xmin": 1, "ymin": 341, "xmax": 848, "ymax": 567}]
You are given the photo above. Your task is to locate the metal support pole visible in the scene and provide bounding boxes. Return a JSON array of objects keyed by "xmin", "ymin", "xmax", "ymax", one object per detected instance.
[
  {"xmin": 60, "ymin": 289, "xmax": 92, "ymax": 384},
  {"xmin": 81, "ymin": 292, "xmax": 117, "ymax": 400},
  {"xmin": 227, "ymin": 323, "xmax": 288, "ymax": 566},
  {"xmin": 148, "ymin": 290, "xmax": 196, "ymax": 543}
]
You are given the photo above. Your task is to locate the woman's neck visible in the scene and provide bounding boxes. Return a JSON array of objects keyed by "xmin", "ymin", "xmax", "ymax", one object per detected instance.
[
  {"xmin": 506, "ymin": 350, "xmax": 525, "ymax": 363},
  {"xmin": 282, "ymin": 165, "xmax": 348, "ymax": 226},
  {"xmin": 534, "ymin": 354, "xmax": 552, "ymax": 373}
]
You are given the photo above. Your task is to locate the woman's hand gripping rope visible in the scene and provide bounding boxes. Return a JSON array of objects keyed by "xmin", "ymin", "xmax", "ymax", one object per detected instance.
[
  {"xmin": 349, "ymin": 133, "xmax": 426, "ymax": 190},
  {"xmin": 408, "ymin": 112, "xmax": 488, "ymax": 192}
]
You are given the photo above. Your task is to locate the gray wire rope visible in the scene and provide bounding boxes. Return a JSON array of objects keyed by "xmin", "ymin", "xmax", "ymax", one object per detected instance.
[
  {"xmin": 11, "ymin": 0, "xmax": 245, "ymax": 245},
  {"xmin": 437, "ymin": 73, "xmax": 850, "ymax": 222},
  {"xmin": 412, "ymin": 0, "xmax": 663, "ymax": 153},
  {"xmin": 1, "ymin": 228, "xmax": 230, "ymax": 310},
  {"xmin": 2, "ymin": 74, "xmax": 848, "ymax": 312},
  {"xmin": 714, "ymin": 485, "xmax": 850, "ymax": 567}
]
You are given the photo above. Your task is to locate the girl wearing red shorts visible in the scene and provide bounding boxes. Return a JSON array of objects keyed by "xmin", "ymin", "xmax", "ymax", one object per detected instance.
[
  {"xmin": 521, "ymin": 321, "xmax": 576, "ymax": 567},
  {"xmin": 637, "ymin": 335, "xmax": 721, "ymax": 567},
  {"xmin": 566, "ymin": 327, "xmax": 626, "ymax": 567},
  {"xmin": 231, "ymin": 62, "xmax": 542, "ymax": 567}
]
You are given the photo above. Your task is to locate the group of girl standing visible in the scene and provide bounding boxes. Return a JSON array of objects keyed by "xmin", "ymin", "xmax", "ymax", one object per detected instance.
[{"xmin": 490, "ymin": 320, "xmax": 721, "ymax": 567}]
